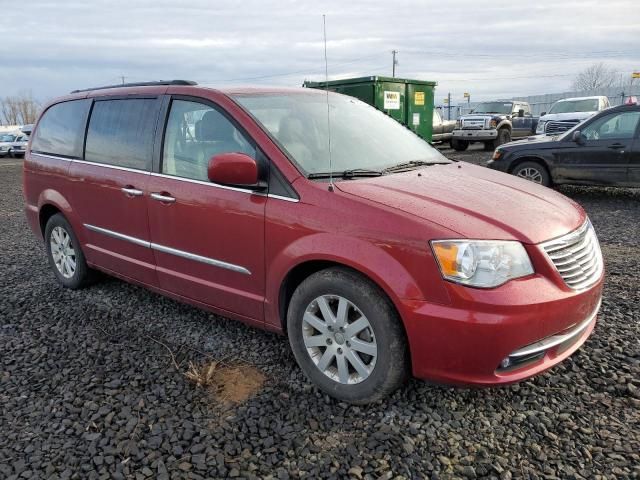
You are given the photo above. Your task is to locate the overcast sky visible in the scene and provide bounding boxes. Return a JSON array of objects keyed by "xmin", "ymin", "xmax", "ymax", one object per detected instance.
[{"xmin": 2, "ymin": 0, "xmax": 638, "ymax": 105}]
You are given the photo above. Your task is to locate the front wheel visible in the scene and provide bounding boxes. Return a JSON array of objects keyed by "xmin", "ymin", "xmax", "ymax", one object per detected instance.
[
  {"xmin": 450, "ymin": 139, "xmax": 469, "ymax": 151},
  {"xmin": 492, "ymin": 128, "xmax": 511, "ymax": 149},
  {"xmin": 512, "ymin": 161, "xmax": 551, "ymax": 187},
  {"xmin": 287, "ymin": 268, "xmax": 409, "ymax": 404}
]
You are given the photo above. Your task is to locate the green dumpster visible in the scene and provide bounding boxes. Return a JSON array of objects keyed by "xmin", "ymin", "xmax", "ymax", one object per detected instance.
[{"xmin": 303, "ymin": 76, "xmax": 437, "ymax": 142}]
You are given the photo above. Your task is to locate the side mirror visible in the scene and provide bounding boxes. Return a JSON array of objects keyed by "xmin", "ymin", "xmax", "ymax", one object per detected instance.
[
  {"xmin": 207, "ymin": 152, "xmax": 264, "ymax": 189},
  {"xmin": 517, "ymin": 109, "xmax": 525, "ymax": 118},
  {"xmin": 572, "ymin": 130, "xmax": 586, "ymax": 145},
  {"xmin": 540, "ymin": 112, "xmax": 547, "ymax": 117}
]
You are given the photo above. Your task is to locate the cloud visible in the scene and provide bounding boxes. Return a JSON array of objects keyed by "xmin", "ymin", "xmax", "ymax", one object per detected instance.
[{"xmin": 1, "ymin": 0, "xmax": 638, "ymax": 103}]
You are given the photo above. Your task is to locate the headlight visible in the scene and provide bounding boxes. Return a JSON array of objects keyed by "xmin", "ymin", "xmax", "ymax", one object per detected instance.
[
  {"xmin": 455, "ymin": 119, "xmax": 462, "ymax": 128},
  {"xmin": 0, "ymin": 146, "xmax": 9, "ymax": 151},
  {"xmin": 536, "ymin": 121, "xmax": 546, "ymax": 134},
  {"xmin": 431, "ymin": 240, "xmax": 534, "ymax": 288}
]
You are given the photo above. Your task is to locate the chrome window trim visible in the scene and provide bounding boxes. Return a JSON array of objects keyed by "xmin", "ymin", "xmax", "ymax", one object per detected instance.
[
  {"xmin": 266, "ymin": 193, "xmax": 300, "ymax": 203},
  {"xmin": 83, "ymin": 224, "xmax": 251, "ymax": 275},
  {"xmin": 149, "ymin": 171, "xmax": 254, "ymax": 194},
  {"xmin": 72, "ymin": 158, "xmax": 151, "ymax": 175},
  {"xmin": 32, "ymin": 153, "xmax": 300, "ymax": 202}
]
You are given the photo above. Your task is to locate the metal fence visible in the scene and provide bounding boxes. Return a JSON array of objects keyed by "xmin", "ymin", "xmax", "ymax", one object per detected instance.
[{"xmin": 440, "ymin": 85, "xmax": 640, "ymax": 119}]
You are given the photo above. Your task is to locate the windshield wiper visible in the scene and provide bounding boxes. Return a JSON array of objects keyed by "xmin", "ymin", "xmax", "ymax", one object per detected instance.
[
  {"xmin": 382, "ymin": 160, "xmax": 447, "ymax": 173},
  {"xmin": 307, "ymin": 168, "xmax": 382, "ymax": 179}
]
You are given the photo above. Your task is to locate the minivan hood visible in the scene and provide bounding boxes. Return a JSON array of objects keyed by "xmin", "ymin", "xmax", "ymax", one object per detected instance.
[{"xmin": 336, "ymin": 163, "xmax": 584, "ymax": 244}]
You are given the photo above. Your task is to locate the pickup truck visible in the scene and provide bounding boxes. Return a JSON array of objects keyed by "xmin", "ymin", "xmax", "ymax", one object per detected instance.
[
  {"xmin": 432, "ymin": 109, "xmax": 456, "ymax": 143},
  {"xmin": 536, "ymin": 96, "xmax": 610, "ymax": 135},
  {"xmin": 451, "ymin": 101, "xmax": 538, "ymax": 151}
]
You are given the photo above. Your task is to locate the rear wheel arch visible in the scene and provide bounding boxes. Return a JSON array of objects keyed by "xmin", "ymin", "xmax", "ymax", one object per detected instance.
[{"xmin": 39, "ymin": 204, "xmax": 62, "ymax": 238}]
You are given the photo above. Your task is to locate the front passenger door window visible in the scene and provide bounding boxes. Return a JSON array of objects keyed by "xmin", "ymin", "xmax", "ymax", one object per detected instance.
[
  {"xmin": 581, "ymin": 111, "xmax": 640, "ymax": 141},
  {"xmin": 162, "ymin": 100, "xmax": 255, "ymax": 181}
]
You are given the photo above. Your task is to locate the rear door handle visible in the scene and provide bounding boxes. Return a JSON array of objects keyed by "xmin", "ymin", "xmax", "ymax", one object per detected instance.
[
  {"xmin": 121, "ymin": 186, "xmax": 144, "ymax": 197},
  {"xmin": 608, "ymin": 143, "xmax": 626, "ymax": 149},
  {"xmin": 150, "ymin": 192, "xmax": 176, "ymax": 203}
]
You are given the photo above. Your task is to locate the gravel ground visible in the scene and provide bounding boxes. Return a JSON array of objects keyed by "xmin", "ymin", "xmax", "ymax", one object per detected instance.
[{"xmin": 1, "ymin": 152, "xmax": 639, "ymax": 480}]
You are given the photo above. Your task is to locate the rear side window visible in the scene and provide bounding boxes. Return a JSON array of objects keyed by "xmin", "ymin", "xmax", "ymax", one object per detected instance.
[
  {"xmin": 85, "ymin": 98, "xmax": 158, "ymax": 170},
  {"xmin": 31, "ymin": 99, "xmax": 91, "ymax": 158}
]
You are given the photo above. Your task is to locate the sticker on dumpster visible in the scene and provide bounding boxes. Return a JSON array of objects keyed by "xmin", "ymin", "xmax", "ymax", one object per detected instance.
[
  {"xmin": 383, "ymin": 91, "xmax": 401, "ymax": 110},
  {"xmin": 412, "ymin": 113, "xmax": 420, "ymax": 126},
  {"xmin": 414, "ymin": 92, "xmax": 425, "ymax": 105}
]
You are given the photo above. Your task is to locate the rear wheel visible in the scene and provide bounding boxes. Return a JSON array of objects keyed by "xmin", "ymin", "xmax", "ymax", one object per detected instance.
[
  {"xmin": 287, "ymin": 267, "xmax": 408, "ymax": 404},
  {"xmin": 44, "ymin": 213, "xmax": 94, "ymax": 289},
  {"xmin": 512, "ymin": 161, "xmax": 551, "ymax": 187},
  {"xmin": 450, "ymin": 139, "xmax": 469, "ymax": 151}
]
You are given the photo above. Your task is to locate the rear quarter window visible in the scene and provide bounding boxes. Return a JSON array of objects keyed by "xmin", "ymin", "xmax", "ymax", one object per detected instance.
[
  {"xmin": 31, "ymin": 99, "xmax": 91, "ymax": 158},
  {"xmin": 85, "ymin": 98, "xmax": 158, "ymax": 170}
]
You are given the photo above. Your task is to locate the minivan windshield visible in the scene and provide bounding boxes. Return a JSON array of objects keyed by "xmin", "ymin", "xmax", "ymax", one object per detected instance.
[
  {"xmin": 471, "ymin": 102, "xmax": 513, "ymax": 114},
  {"xmin": 548, "ymin": 99, "xmax": 599, "ymax": 114},
  {"xmin": 233, "ymin": 92, "xmax": 449, "ymax": 176}
]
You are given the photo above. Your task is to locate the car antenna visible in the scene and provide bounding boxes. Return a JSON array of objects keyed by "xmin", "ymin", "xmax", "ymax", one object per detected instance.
[{"xmin": 322, "ymin": 14, "xmax": 334, "ymax": 192}]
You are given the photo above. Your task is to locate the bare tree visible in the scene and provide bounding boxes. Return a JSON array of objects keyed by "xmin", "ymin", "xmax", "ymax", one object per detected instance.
[
  {"xmin": 0, "ymin": 91, "xmax": 40, "ymax": 125},
  {"xmin": 571, "ymin": 63, "xmax": 621, "ymax": 91}
]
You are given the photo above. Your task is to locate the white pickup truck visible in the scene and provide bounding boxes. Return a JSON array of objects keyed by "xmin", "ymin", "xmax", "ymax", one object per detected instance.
[{"xmin": 536, "ymin": 96, "xmax": 610, "ymax": 135}]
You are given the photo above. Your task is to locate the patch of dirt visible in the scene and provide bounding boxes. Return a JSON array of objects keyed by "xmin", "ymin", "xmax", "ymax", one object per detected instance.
[{"xmin": 185, "ymin": 361, "xmax": 265, "ymax": 405}]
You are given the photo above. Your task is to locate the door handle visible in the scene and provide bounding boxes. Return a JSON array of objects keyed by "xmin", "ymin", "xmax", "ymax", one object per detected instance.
[
  {"xmin": 121, "ymin": 186, "xmax": 144, "ymax": 197},
  {"xmin": 150, "ymin": 192, "xmax": 176, "ymax": 203},
  {"xmin": 608, "ymin": 143, "xmax": 625, "ymax": 149}
]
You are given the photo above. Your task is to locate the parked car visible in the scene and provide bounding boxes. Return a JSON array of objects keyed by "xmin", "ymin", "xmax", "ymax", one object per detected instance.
[
  {"xmin": 24, "ymin": 80, "xmax": 603, "ymax": 404},
  {"xmin": 0, "ymin": 133, "xmax": 29, "ymax": 158},
  {"xmin": 451, "ymin": 101, "xmax": 538, "ymax": 151},
  {"xmin": 536, "ymin": 96, "xmax": 610, "ymax": 135},
  {"xmin": 432, "ymin": 109, "xmax": 456, "ymax": 143},
  {"xmin": 488, "ymin": 103, "xmax": 640, "ymax": 187}
]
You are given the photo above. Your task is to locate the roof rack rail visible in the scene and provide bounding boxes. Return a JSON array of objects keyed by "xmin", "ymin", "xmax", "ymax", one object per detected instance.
[{"xmin": 70, "ymin": 80, "xmax": 197, "ymax": 94}]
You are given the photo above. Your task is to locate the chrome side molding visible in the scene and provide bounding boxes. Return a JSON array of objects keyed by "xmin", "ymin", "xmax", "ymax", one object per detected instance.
[{"xmin": 83, "ymin": 224, "xmax": 251, "ymax": 275}]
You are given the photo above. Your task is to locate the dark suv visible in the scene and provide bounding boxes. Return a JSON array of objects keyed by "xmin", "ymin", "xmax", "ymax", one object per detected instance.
[{"xmin": 488, "ymin": 103, "xmax": 640, "ymax": 187}]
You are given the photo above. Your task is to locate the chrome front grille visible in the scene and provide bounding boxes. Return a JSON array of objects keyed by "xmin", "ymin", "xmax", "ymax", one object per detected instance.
[
  {"xmin": 541, "ymin": 220, "xmax": 603, "ymax": 290},
  {"xmin": 545, "ymin": 120, "xmax": 580, "ymax": 135}
]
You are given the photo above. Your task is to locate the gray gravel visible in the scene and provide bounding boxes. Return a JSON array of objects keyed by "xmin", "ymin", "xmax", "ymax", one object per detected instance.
[{"xmin": 1, "ymin": 153, "xmax": 639, "ymax": 479}]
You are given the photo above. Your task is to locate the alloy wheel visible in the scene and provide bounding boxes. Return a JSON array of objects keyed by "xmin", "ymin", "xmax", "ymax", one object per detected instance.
[
  {"xmin": 516, "ymin": 167, "xmax": 543, "ymax": 184},
  {"xmin": 302, "ymin": 295, "xmax": 377, "ymax": 384},
  {"xmin": 50, "ymin": 226, "xmax": 77, "ymax": 279}
]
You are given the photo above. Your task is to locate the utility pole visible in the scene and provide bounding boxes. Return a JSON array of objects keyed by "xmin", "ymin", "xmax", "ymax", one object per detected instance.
[
  {"xmin": 392, "ymin": 50, "xmax": 398, "ymax": 78},
  {"xmin": 447, "ymin": 92, "xmax": 452, "ymax": 120},
  {"xmin": 120, "ymin": 75, "xmax": 126, "ymax": 85}
]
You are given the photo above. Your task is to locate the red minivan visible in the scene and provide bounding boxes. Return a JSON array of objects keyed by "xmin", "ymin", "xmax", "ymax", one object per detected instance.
[{"xmin": 23, "ymin": 81, "xmax": 604, "ymax": 404}]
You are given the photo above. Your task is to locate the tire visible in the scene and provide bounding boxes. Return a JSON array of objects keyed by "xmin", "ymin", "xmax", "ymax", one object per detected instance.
[
  {"xmin": 483, "ymin": 142, "xmax": 494, "ymax": 151},
  {"xmin": 44, "ymin": 213, "xmax": 94, "ymax": 289},
  {"xmin": 511, "ymin": 161, "xmax": 551, "ymax": 187},
  {"xmin": 450, "ymin": 139, "xmax": 468, "ymax": 151},
  {"xmin": 287, "ymin": 267, "xmax": 409, "ymax": 404},
  {"xmin": 492, "ymin": 128, "xmax": 511, "ymax": 149}
]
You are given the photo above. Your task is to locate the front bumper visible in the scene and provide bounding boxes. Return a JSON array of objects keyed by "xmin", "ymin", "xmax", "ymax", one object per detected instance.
[
  {"xmin": 452, "ymin": 129, "xmax": 498, "ymax": 140},
  {"xmin": 399, "ymin": 257, "xmax": 604, "ymax": 386}
]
